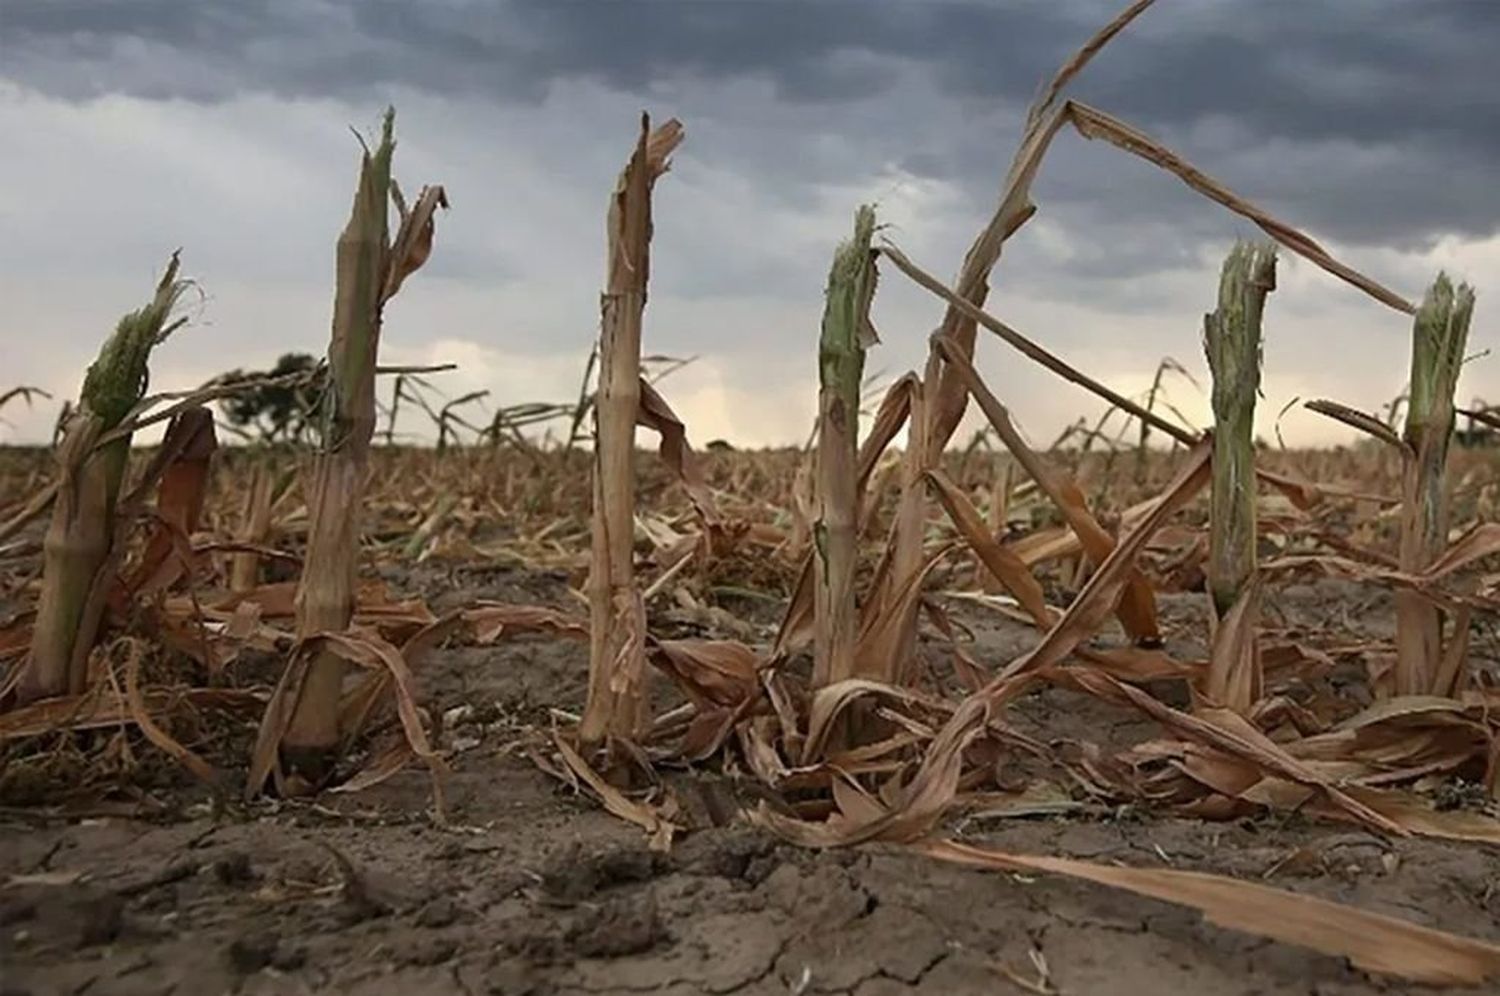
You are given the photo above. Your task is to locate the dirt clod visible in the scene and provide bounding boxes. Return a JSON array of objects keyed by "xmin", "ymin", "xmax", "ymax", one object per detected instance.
[
  {"xmin": 213, "ymin": 851, "xmax": 256, "ymax": 886},
  {"xmin": 0, "ymin": 898, "xmax": 36, "ymax": 928},
  {"xmin": 400, "ymin": 935, "xmax": 459, "ymax": 967},
  {"xmin": 676, "ymin": 826, "xmax": 779, "ymax": 881},
  {"xmin": 540, "ymin": 842, "xmax": 664, "ymax": 904},
  {"xmin": 485, "ymin": 957, "xmax": 546, "ymax": 995},
  {"xmin": 226, "ymin": 932, "xmax": 277, "ymax": 974},
  {"xmin": 566, "ymin": 891, "xmax": 666, "ymax": 958},
  {"xmin": 76, "ymin": 891, "xmax": 125, "ymax": 948},
  {"xmin": 416, "ymin": 896, "xmax": 460, "ymax": 928}
]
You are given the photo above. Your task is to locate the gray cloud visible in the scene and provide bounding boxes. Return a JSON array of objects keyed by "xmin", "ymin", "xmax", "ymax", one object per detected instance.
[
  {"xmin": 6, "ymin": 0, "xmax": 1495, "ymax": 252},
  {"xmin": 2, "ymin": 1, "xmax": 1064, "ymax": 103}
]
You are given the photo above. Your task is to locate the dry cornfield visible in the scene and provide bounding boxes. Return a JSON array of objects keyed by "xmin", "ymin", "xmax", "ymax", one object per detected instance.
[{"xmin": 2, "ymin": 2, "xmax": 1499, "ymax": 993}]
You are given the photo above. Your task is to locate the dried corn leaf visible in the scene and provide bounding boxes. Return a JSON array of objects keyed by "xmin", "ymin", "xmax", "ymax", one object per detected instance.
[
  {"xmin": 121, "ymin": 640, "xmax": 219, "ymax": 788},
  {"xmin": 855, "ymin": 542, "xmax": 960, "ymax": 674},
  {"xmin": 652, "ymin": 639, "xmax": 758, "ymax": 711},
  {"xmin": 339, "ymin": 610, "xmax": 465, "ymax": 743},
  {"xmin": 1007, "ymin": 526, "xmax": 1081, "ymax": 568},
  {"xmin": 0, "ymin": 686, "xmax": 262, "ymax": 740},
  {"xmin": 937, "ymin": 335, "xmax": 1161, "ymax": 644},
  {"xmin": 1425, "ymin": 522, "xmax": 1500, "ymax": 579},
  {"xmin": 883, "ymin": 245, "xmax": 1194, "ymax": 449},
  {"xmin": 330, "ymin": 734, "xmax": 416, "ymax": 796},
  {"xmin": 920, "ymin": 839, "xmax": 1500, "ymax": 986},
  {"xmin": 1202, "ymin": 574, "xmax": 1263, "ymax": 713},
  {"xmin": 1180, "ymin": 754, "xmax": 1500, "ymax": 845},
  {"xmin": 1261, "ymin": 552, "xmax": 1500, "ymax": 613},
  {"xmin": 922, "ymin": 600, "xmax": 989, "ymax": 692},
  {"xmin": 756, "ymin": 672, "xmax": 1040, "ymax": 846},
  {"xmin": 555, "ymin": 735, "xmax": 678, "ymax": 851},
  {"xmin": 1000, "ymin": 440, "xmax": 1210, "ymax": 679},
  {"xmin": 1255, "ymin": 467, "xmax": 1325, "ymax": 511},
  {"xmin": 122, "ymin": 407, "xmax": 216, "ymax": 598},
  {"xmin": 636, "ymin": 392, "xmax": 727, "ymax": 558},
  {"xmin": 383, "ymin": 183, "xmax": 449, "ymax": 303},
  {"xmin": 802, "ymin": 678, "xmax": 942, "ymax": 765},
  {"xmin": 248, "ymin": 626, "xmax": 446, "ymax": 814},
  {"xmin": 1339, "ymin": 786, "xmax": 1500, "ymax": 845},
  {"xmin": 1287, "ymin": 695, "xmax": 1489, "ymax": 777},
  {"xmin": 462, "ymin": 603, "xmax": 589, "ymax": 643},
  {"xmin": 829, "ymin": 771, "xmax": 886, "ymax": 826},
  {"xmin": 1304, "ymin": 399, "xmax": 1404, "ymax": 449},
  {"xmin": 927, "ymin": 468, "xmax": 1053, "ymax": 628},
  {"xmin": 1074, "ymin": 645, "xmax": 1193, "ymax": 681},
  {"xmin": 1070, "ymin": 670, "xmax": 1401, "ymax": 833},
  {"xmin": 1065, "ymin": 102, "xmax": 1414, "ymax": 314}
]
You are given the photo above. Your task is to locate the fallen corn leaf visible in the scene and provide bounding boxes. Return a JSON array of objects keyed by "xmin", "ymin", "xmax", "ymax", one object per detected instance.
[{"xmin": 920, "ymin": 838, "xmax": 1500, "ymax": 986}]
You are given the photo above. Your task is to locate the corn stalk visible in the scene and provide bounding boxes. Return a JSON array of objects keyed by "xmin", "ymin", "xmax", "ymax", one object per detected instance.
[
  {"xmin": 229, "ymin": 461, "xmax": 277, "ymax": 594},
  {"xmin": 813, "ymin": 205, "xmax": 878, "ymax": 689},
  {"xmin": 1202, "ymin": 243, "xmax": 1274, "ymax": 714},
  {"xmin": 275, "ymin": 108, "xmax": 448, "ymax": 788},
  {"xmin": 980, "ymin": 456, "xmax": 1014, "ymax": 593},
  {"xmin": 580, "ymin": 115, "xmax": 685, "ymax": 751},
  {"xmin": 1136, "ymin": 357, "xmax": 1194, "ymax": 482},
  {"xmin": 1395, "ymin": 275, "xmax": 1474, "ymax": 695},
  {"xmin": 18, "ymin": 255, "xmax": 189, "ymax": 703},
  {"xmin": 1204, "ymin": 242, "xmax": 1275, "ymax": 618}
]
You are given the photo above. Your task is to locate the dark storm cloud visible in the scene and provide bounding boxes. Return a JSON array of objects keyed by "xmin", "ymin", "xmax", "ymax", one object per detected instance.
[
  {"xmin": 1072, "ymin": 2, "xmax": 1499, "ymax": 153},
  {"xmin": 1, "ymin": 0, "xmax": 1074, "ymax": 103},
  {"xmin": 5, "ymin": 0, "xmax": 1497, "ymax": 248}
]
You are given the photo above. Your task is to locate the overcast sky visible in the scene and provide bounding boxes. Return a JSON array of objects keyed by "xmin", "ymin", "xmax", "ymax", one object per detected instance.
[{"xmin": 1, "ymin": 0, "xmax": 1495, "ymax": 449}]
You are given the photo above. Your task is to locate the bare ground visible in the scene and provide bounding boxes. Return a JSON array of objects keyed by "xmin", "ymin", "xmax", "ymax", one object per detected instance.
[{"xmin": 2, "ymin": 565, "xmax": 1497, "ymax": 996}]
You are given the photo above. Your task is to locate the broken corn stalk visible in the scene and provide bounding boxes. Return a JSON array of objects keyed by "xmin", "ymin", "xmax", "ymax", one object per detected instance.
[
  {"xmin": 1204, "ymin": 241, "xmax": 1274, "ymax": 619},
  {"xmin": 580, "ymin": 115, "xmax": 684, "ymax": 752},
  {"xmin": 1395, "ymin": 274, "xmax": 1474, "ymax": 695},
  {"xmin": 19, "ymin": 255, "xmax": 189, "ymax": 704},
  {"xmin": 279, "ymin": 111, "xmax": 396, "ymax": 784},
  {"xmin": 274, "ymin": 108, "xmax": 449, "ymax": 789},
  {"xmin": 813, "ymin": 205, "xmax": 877, "ymax": 690}
]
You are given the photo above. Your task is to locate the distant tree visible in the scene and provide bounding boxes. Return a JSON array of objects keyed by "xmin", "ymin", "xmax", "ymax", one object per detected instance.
[
  {"xmin": 217, "ymin": 352, "xmax": 324, "ymax": 442},
  {"xmin": 1457, "ymin": 400, "xmax": 1498, "ymax": 449}
]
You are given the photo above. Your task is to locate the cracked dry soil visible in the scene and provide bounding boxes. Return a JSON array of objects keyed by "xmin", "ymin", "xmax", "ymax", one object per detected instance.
[{"xmin": 2, "ymin": 568, "xmax": 1497, "ymax": 995}]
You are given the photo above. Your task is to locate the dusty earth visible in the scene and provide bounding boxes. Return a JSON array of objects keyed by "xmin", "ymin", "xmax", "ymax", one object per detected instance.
[{"xmin": 2, "ymin": 565, "xmax": 1498, "ymax": 996}]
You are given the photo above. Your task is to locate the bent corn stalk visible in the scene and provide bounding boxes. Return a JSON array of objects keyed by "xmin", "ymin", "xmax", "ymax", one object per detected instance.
[
  {"xmin": 871, "ymin": 2, "xmax": 1161, "ymax": 681},
  {"xmin": 924, "ymin": 0, "xmax": 1163, "ymax": 451},
  {"xmin": 19, "ymin": 254, "xmax": 189, "ymax": 703},
  {"xmin": 580, "ymin": 114, "xmax": 685, "ymax": 751}
]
